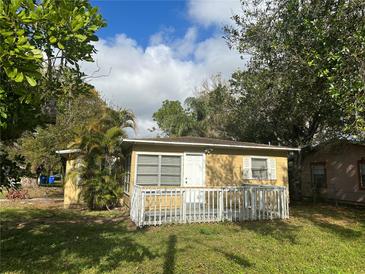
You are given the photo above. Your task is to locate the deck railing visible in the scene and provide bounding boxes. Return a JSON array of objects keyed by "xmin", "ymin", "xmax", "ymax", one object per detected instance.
[{"xmin": 130, "ymin": 184, "xmax": 289, "ymax": 227}]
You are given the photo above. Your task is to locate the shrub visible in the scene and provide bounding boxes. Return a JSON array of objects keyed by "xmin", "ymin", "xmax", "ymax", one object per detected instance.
[{"xmin": 82, "ymin": 171, "xmax": 123, "ymax": 210}]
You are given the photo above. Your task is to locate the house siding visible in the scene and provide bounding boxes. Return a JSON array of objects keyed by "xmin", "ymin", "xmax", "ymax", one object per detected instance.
[{"xmin": 301, "ymin": 143, "xmax": 365, "ymax": 205}]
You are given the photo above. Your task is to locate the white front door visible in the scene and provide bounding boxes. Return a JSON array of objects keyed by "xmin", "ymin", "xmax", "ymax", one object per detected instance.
[
  {"xmin": 184, "ymin": 153, "xmax": 204, "ymax": 187},
  {"xmin": 184, "ymin": 153, "xmax": 205, "ymax": 203}
]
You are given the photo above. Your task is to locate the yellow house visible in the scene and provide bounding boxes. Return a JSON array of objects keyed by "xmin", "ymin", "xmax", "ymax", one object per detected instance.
[
  {"xmin": 122, "ymin": 137, "xmax": 299, "ymax": 206},
  {"xmin": 56, "ymin": 149, "xmax": 84, "ymax": 209}
]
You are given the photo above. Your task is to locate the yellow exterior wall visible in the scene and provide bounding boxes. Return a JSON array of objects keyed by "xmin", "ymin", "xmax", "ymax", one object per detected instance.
[
  {"xmin": 205, "ymin": 149, "xmax": 288, "ymax": 187},
  {"xmin": 125, "ymin": 144, "xmax": 289, "ymax": 205},
  {"xmin": 64, "ymin": 157, "xmax": 84, "ymax": 208}
]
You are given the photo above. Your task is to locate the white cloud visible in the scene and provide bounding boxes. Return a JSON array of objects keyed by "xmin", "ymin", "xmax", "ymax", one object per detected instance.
[
  {"xmin": 188, "ymin": 0, "xmax": 242, "ymax": 27},
  {"xmin": 149, "ymin": 26, "xmax": 175, "ymax": 46},
  {"xmin": 81, "ymin": 30, "xmax": 245, "ymax": 137}
]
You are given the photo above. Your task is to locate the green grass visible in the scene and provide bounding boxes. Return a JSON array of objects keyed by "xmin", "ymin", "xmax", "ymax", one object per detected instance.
[{"xmin": 1, "ymin": 203, "xmax": 364, "ymax": 274}]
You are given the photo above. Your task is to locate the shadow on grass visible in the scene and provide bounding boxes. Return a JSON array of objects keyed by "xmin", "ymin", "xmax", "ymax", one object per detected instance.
[
  {"xmin": 212, "ymin": 247, "xmax": 253, "ymax": 268},
  {"xmin": 291, "ymin": 203, "xmax": 365, "ymax": 239},
  {"xmin": 194, "ymin": 239, "xmax": 254, "ymax": 269},
  {"xmin": 0, "ymin": 209, "xmax": 156, "ymax": 273},
  {"xmin": 239, "ymin": 219, "xmax": 302, "ymax": 244},
  {"xmin": 237, "ymin": 203, "xmax": 365, "ymax": 244},
  {"xmin": 163, "ymin": 234, "xmax": 177, "ymax": 274},
  {"xmin": 1, "ymin": 203, "xmax": 364, "ymax": 273}
]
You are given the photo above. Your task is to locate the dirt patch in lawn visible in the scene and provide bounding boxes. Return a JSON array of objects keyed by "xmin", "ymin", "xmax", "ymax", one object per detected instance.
[{"xmin": 1, "ymin": 200, "xmax": 137, "ymax": 231}]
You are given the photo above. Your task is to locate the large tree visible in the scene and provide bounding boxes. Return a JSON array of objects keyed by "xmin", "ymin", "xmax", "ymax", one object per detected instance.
[
  {"xmin": 0, "ymin": 0, "xmax": 106, "ymax": 139},
  {"xmin": 8, "ymin": 89, "xmax": 135, "ymax": 175},
  {"xmin": 153, "ymin": 77, "xmax": 233, "ymax": 138},
  {"xmin": 0, "ymin": 0, "xmax": 105, "ymax": 188},
  {"xmin": 225, "ymin": 0, "xmax": 365, "ymax": 146},
  {"xmin": 152, "ymin": 100, "xmax": 196, "ymax": 136},
  {"xmin": 8, "ymin": 89, "xmax": 103, "ymax": 174}
]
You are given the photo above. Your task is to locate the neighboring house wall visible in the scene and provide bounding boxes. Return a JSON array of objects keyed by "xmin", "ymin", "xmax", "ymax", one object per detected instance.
[
  {"xmin": 124, "ymin": 144, "xmax": 289, "ymax": 206},
  {"xmin": 301, "ymin": 143, "xmax": 365, "ymax": 205}
]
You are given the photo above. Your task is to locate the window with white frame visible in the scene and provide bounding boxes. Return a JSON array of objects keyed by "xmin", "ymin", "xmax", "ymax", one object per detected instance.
[
  {"xmin": 243, "ymin": 157, "xmax": 276, "ymax": 180},
  {"xmin": 136, "ymin": 154, "xmax": 182, "ymax": 186},
  {"xmin": 251, "ymin": 158, "xmax": 268, "ymax": 179}
]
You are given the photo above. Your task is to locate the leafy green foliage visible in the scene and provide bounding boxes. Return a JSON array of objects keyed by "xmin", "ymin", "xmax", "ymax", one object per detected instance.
[
  {"xmin": 228, "ymin": 69, "xmax": 344, "ymax": 146},
  {"xmin": 152, "ymin": 100, "xmax": 195, "ymax": 136},
  {"xmin": 153, "ymin": 77, "xmax": 233, "ymax": 138},
  {"xmin": 0, "ymin": 0, "xmax": 106, "ymax": 135},
  {"xmin": 225, "ymin": 0, "xmax": 365, "ymax": 144},
  {"xmin": 70, "ymin": 106, "xmax": 135, "ymax": 210},
  {"xmin": 82, "ymin": 170, "xmax": 123, "ymax": 210},
  {"xmin": 0, "ymin": 0, "xmax": 105, "ymax": 189},
  {"xmin": 0, "ymin": 143, "xmax": 30, "ymax": 190},
  {"xmin": 7, "ymin": 89, "xmax": 107, "ymax": 175}
]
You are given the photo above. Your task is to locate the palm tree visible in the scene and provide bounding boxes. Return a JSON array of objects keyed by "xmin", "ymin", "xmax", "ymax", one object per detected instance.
[{"xmin": 69, "ymin": 107, "xmax": 136, "ymax": 209}]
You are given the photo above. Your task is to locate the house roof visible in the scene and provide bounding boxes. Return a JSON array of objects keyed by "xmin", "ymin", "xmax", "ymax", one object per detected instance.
[
  {"xmin": 302, "ymin": 139, "xmax": 365, "ymax": 155},
  {"xmin": 122, "ymin": 136, "xmax": 300, "ymax": 151}
]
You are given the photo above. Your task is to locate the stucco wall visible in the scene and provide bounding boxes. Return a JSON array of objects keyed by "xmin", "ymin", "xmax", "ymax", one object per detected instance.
[
  {"xmin": 206, "ymin": 149, "xmax": 288, "ymax": 187},
  {"xmin": 64, "ymin": 157, "xmax": 84, "ymax": 208},
  {"xmin": 126, "ymin": 144, "xmax": 289, "ymax": 201},
  {"xmin": 301, "ymin": 143, "xmax": 365, "ymax": 204}
]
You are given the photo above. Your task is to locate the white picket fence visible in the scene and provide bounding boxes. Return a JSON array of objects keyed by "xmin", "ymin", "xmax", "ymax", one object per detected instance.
[{"xmin": 130, "ymin": 184, "xmax": 289, "ymax": 227}]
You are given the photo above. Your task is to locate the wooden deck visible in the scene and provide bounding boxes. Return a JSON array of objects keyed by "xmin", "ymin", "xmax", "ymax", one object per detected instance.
[{"xmin": 130, "ymin": 185, "xmax": 289, "ymax": 227}]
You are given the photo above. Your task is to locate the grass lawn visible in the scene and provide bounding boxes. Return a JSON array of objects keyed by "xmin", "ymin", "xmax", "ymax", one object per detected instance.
[{"xmin": 1, "ymin": 202, "xmax": 364, "ymax": 274}]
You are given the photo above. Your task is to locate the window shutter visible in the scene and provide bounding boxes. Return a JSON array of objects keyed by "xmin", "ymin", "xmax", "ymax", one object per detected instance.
[
  {"xmin": 268, "ymin": 158, "xmax": 277, "ymax": 180},
  {"xmin": 243, "ymin": 157, "xmax": 251, "ymax": 179}
]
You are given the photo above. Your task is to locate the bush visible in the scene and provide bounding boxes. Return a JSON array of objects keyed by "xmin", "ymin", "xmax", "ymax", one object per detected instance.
[{"xmin": 82, "ymin": 171, "xmax": 123, "ymax": 210}]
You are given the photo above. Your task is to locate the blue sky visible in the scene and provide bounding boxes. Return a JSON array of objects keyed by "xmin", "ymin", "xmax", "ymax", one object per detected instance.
[
  {"xmin": 83, "ymin": 0, "xmax": 245, "ymax": 136},
  {"xmin": 92, "ymin": 0, "xmax": 216, "ymax": 47}
]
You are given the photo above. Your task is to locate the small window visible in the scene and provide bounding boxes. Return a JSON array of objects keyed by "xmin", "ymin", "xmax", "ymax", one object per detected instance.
[
  {"xmin": 359, "ymin": 160, "xmax": 365, "ymax": 189},
  {"xmin": 251, "ymin": 158, "xmax": 268, "ymax": 179},
  {"xmin": 243, "ymin": 157, "xmax": 276, "ymax": 180},
  {"xmin": 136, "ymin": 154, "xmax": 182, "ymax": 186},
  {"xmin": 311, "ymin": 163, "xmax": 326, "ymax": 188}
]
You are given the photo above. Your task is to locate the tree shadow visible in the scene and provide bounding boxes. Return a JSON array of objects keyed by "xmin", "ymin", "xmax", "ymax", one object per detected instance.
[
  {"xmin": 206, "ymin": 153, "xmax": 242, "ymax": 186},
  {"xmin": 0, "ymin": 208, "xmax": 156, "ymax": 273},
  {"xmin": 194, "ymin": 239, "xmax": 253, "ymax": 269},
  {"xmin": 237, "ymin": 219, "xmax": 302, "ymax": 244},
  {"xmin": 163, "ymin": 234, "xmax": 177, "ymax": 274},
  {"xmin": 212, "ymin": 247, "xmax": 253, "ymax": 268},
  {"xmin": 233, "ymin": 202, "xmax": 365, "ymax": 245},
  {"xmin": 290, "ymin": 203, "xmax": 365, "ymax": 239}
]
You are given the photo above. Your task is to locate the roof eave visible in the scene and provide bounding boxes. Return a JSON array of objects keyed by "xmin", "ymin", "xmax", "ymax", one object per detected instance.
[{"xmin": 122, "ymin": 139, "xmax": 300, "ymax": 152}]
